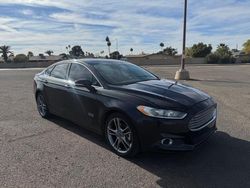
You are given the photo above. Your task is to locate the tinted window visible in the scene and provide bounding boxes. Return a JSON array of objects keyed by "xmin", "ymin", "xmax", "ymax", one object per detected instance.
[
  {"xmin": 68, "ymin": 63, "xmax": 100, "ymax": 86},
  {"xmin": 50, "ymin": 63, "xmax": 68, "ymax": 79},
  {"xmin": 45, "ymin": 66, "xmax": 54, "ymax": 75},
  {"xmin": 93, "ymin": 62, "xmax": 158, "ymax": 85}
]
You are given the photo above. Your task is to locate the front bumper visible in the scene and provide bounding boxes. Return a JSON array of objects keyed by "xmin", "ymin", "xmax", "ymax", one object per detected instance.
[
  {"xmin": 134, "ymin": 98, "xmax": 217, "ymax": 151},
  {"xmin": 155, "ymin": 119, "xmax": 217, "ymax": 151}
]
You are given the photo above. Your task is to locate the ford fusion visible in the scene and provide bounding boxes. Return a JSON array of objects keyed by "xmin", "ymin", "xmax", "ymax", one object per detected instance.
[{"xmin": 34, "ymin": 59, "xmax": 217, "ymax": 157}]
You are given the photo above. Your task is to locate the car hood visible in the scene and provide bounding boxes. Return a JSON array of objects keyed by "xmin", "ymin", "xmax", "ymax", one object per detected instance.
[{"xmin": 111, "ymin": 79, "xmax": 210, "ymax": 108}]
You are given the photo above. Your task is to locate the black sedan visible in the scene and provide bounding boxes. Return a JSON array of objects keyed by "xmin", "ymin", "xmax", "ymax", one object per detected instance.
[{"xmin": 34, "ymin": 59, "xmax": 217, "ymax": 157}]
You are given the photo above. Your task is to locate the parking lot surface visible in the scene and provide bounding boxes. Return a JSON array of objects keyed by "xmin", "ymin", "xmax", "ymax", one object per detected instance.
[{"xmin": 0, "ymin": 64, "xmax": 250, "ymax": 187}]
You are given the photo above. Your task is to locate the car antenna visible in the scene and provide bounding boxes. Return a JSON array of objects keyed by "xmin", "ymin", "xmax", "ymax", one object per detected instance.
[{"xmin": 168, "ymin": 80, "xmax": 178, "ymax": 89}]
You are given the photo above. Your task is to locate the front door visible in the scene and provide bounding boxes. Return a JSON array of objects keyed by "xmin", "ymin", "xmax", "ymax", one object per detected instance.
[{"xmin": 66, "ymin": 63, "xmax": 102, "ymax": 132}]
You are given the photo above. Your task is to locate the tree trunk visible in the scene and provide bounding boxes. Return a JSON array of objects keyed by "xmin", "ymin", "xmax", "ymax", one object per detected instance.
[
  {"xmin": 108, "ymin": 46, "xmax": 111, "ymax": 57},
  {"xmin": 3, "ymin": 54, "xmax": 8, "ymax": 63}
]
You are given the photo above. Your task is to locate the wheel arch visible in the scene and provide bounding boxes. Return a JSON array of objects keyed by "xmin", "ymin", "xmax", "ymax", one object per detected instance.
[
  {"xmin": 35, "ymin": 89, "xmax": 42, "ymax": 99},
  {"xmin": 101, "ymin": 108, "xmax": 128, "ymax": 132},
  {"xmin": 101, "ymin": 108, "xmax": 142, "ymax": 149}
]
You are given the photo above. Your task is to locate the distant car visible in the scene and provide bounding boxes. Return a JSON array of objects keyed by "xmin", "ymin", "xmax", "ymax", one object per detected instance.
[{"xmin": 34, "ymin": 59, "xmax": 217, "ymax": 157}]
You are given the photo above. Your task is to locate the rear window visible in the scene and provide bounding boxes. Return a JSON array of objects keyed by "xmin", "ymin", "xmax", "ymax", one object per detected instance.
[
  {"xmin": 50, "ymin": 63, "xmax": 68, "ymax": 79},
  {"xmin": 44, "ymin": 66, "xmax": 54, "ymax": 75}
]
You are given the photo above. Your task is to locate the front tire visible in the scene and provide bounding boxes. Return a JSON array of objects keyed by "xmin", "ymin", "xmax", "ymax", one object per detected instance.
[
  {"xmin": 36, "ymin": 93, "xmax": 50, "ymax": 118},
  {"xmin": 105, "ymin": 113, "xmax": 139, "ymax": 157}
]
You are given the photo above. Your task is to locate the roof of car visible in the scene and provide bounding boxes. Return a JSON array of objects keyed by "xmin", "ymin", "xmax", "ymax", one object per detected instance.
[
  {"xmin": 51, "ymin": 58, "xmax": 129, "ymax": 68},
  {"xmin": 76, "ymin": 58, "xmax": 127, "ymax": 65}
]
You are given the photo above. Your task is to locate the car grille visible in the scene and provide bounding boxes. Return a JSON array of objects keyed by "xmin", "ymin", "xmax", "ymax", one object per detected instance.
[{"xmin": 189, "ymin": 107, "xmax": 216, "ymax": 131}]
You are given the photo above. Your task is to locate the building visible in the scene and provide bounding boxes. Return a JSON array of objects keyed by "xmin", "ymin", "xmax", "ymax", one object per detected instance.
[
  {"xmin": 28, "ymin": 55, "xmax": 62, "ymax": 63},
  {"xmin": 125, "ymin": 53, "xmax": 206, "ymax": 65},
  {"xmin": 125, "ymin": 53, "xmax": 181, "ymax": 65}
]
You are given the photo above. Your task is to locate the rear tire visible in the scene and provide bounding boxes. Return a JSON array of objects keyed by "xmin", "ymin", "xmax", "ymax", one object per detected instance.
[
  {"xmin": 105, "ymin": 113, "xmax": 140, "ymax": 157},
  {"xmin": 36, "ymin": 93, "xmax": 50, "ymax": 118}
]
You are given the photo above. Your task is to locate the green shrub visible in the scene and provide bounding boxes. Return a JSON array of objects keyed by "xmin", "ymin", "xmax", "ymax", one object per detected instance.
[
  {"xmin": 240, "ymin": 56, "xmax": 250, "ymax": 63},
  {"xmin": 206, "ymin": 43, "xmax": 235, "ymax": 64},
  {"xmin": 206, "ymin": 54, "xmax": 219, "ymax": 64},
  {"xmin": 206, "ymin": 54, "xmax": 235, "ymax": 64},
  {"xmin": 14, "ymin": 54, "xmax": 28, "ymax": 63},
  {"xmin": 218, "ymin": 55, "xmax": 235, "ymax": 64}
]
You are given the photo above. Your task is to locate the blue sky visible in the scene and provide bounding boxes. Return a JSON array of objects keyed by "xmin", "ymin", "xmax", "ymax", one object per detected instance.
[{"xmin": 0, "ymin": 0, "xmax": 249, "ymax": 55}]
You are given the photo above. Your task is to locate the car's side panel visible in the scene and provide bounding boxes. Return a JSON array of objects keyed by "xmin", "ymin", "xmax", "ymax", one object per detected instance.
[
  {"xmin": 64, "ymin": 84, "xmax": 100, "ymax": 132},
  {"xmin": 89, "ymin": 88, "xmax": 149, "ymax": 133},
  {"xmin": 43, "ymin": 77, "xmax": 72, "ymax": 118}
]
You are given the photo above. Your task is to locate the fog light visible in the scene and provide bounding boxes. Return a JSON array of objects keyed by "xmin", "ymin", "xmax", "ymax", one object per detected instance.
[{"xmin": 161, "ymin": 138, "xmax": 173, "ymax": 146}]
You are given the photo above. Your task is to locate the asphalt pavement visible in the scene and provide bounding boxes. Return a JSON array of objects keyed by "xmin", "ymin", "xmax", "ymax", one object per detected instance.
[{"xmin": 0, "ymin": 64, "xmax": 249, "ymax": 187}]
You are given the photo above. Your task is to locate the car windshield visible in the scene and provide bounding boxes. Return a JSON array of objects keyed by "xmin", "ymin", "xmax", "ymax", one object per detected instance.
[{"xmin": 93, "ymin": 62, "xmax": 158, "ymax": 85}]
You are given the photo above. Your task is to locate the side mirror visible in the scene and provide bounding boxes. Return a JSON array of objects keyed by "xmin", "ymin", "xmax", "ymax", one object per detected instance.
[{"xmin": 75, "ymin": 79, "xmax": 96, "ymax": 92}]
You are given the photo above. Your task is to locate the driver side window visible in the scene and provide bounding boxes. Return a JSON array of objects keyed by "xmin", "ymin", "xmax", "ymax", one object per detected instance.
[{"xmin": 68, "ymin": 63, "xmax": 100, "ymax": 86}]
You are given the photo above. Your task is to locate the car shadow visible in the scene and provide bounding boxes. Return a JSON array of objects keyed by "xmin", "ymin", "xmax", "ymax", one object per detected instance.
[{"xmin": 48, "ymin": 116, "xmax": 250, "ymax": 188}]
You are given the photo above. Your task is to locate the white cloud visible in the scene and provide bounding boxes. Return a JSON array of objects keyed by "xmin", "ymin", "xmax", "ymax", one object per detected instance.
[
  {"xmin": 20, "ymin": 9, "xmax": 34, "ymax": 15},
  {"xmin": 0, "ymin": 0, "xmax": 249, "ymax": 55}
]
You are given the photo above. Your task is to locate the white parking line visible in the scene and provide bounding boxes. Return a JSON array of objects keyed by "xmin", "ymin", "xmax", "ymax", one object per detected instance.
[{"xmin": 0, "ymin": 68, "xmax": 44, "ymax": 71}]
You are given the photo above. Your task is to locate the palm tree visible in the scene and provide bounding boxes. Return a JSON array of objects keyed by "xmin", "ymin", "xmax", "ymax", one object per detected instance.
[
  {"xmin": 27, "ymin": 51, "xmax": 34, "ymax": 59},
  {"xmin": 0, "ymin": 45, "xmax": 12, "ymax": 63},
  {"xmin": 45, "ymin": 50, "xmax": 53, "ymax": 56},
  {"xmin": 105, "ymin": 36, "xmax": 111, "ymax": 56},
  {"xmin": 160, "ymin": 42, "xmax": 164, "ymax": 51},
  {"xmin": 130, "ymin": 48, "xmax": 133, "ymax": 54},
  {"xmin": 105, "ymin": 36, "xmax": 110, "ymax": 42},
  {"xmin": 107, "ymin": 41, "xmax": 111, "ymax": 55}
]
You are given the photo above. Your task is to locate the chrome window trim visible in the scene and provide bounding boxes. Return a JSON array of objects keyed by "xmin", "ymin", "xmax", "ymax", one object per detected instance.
[
  {"xmin": 44, "ymin": 60, "xmax": 104, "ymax": 90},
  {"xmin": 46, "ymin": 76, "xmax": 69, "ymax": 86}
]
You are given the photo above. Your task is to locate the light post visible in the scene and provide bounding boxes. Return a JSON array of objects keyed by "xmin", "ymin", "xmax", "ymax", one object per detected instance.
[
  {"xmin": 175, "ymin": 0, "xmax": 190, "ymax": 80},
  {"xmin": 115, "ymin": 38, "xmax": 119, "ymax": 59},
  {"xmin": 115, "ymin": 38, "xmax": 118, "ymax": 51}
]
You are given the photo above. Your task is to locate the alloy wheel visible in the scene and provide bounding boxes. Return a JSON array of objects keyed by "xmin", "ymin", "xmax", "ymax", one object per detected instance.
[
  {"xmin": 107, "ymin": 117, "xmax": 133, "ymax": 154},
  {"xmin": 37, "ymin": 94, "xmax": 47, "ymax": 117}
]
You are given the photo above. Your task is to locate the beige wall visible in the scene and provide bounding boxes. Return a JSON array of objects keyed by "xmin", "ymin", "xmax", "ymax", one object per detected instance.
[
  {"xmin": 126, "ymin": 56, "xmax": 205, "ymax": 66},
  {"xmin": 0, "ymin": 61, "xmax": 56, "ymax": 69},
  {"xmin": 0, "ymin": 57, "xmax": 217, "ymax": 69}
]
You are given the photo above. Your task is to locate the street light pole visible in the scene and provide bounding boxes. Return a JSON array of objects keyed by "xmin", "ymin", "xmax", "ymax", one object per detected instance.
[
  {"xmin": 175, "ymin": 0, "xmax": 190, "ymax": 80},
  {"xmin": 181, "ymin": 0, "xmax": 187, "ymax": 70},
  {"xmin": 115, "ymin": 38, "xmax": 118, "ymax": 51}
]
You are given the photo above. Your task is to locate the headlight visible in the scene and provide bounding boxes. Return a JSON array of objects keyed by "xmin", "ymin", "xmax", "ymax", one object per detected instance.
[{"xmin": 137, "ymin": 105, "xmax": 187, "ymax": 119}]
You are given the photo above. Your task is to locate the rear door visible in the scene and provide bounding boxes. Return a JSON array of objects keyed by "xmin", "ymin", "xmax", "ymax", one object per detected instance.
[
  {"xmin": 43, "ymin": 63, "xmax": 70, "ymax": 117},
  {"xmin": 66, "ymin": 63, "xmax": 102, "ymax": 131}
]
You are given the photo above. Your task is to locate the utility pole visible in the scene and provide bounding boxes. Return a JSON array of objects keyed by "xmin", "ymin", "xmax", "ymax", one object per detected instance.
[
  {"xmin": 113, "ymin": 38, "xmax": 118, "ymax": 59},
  {"xmin": 115, "ymin": 39, "xmax": 118, "ymax": 51},
  {"xmin": 175, "ymin": 0, "xmax": 190, "ymax": 80}
]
